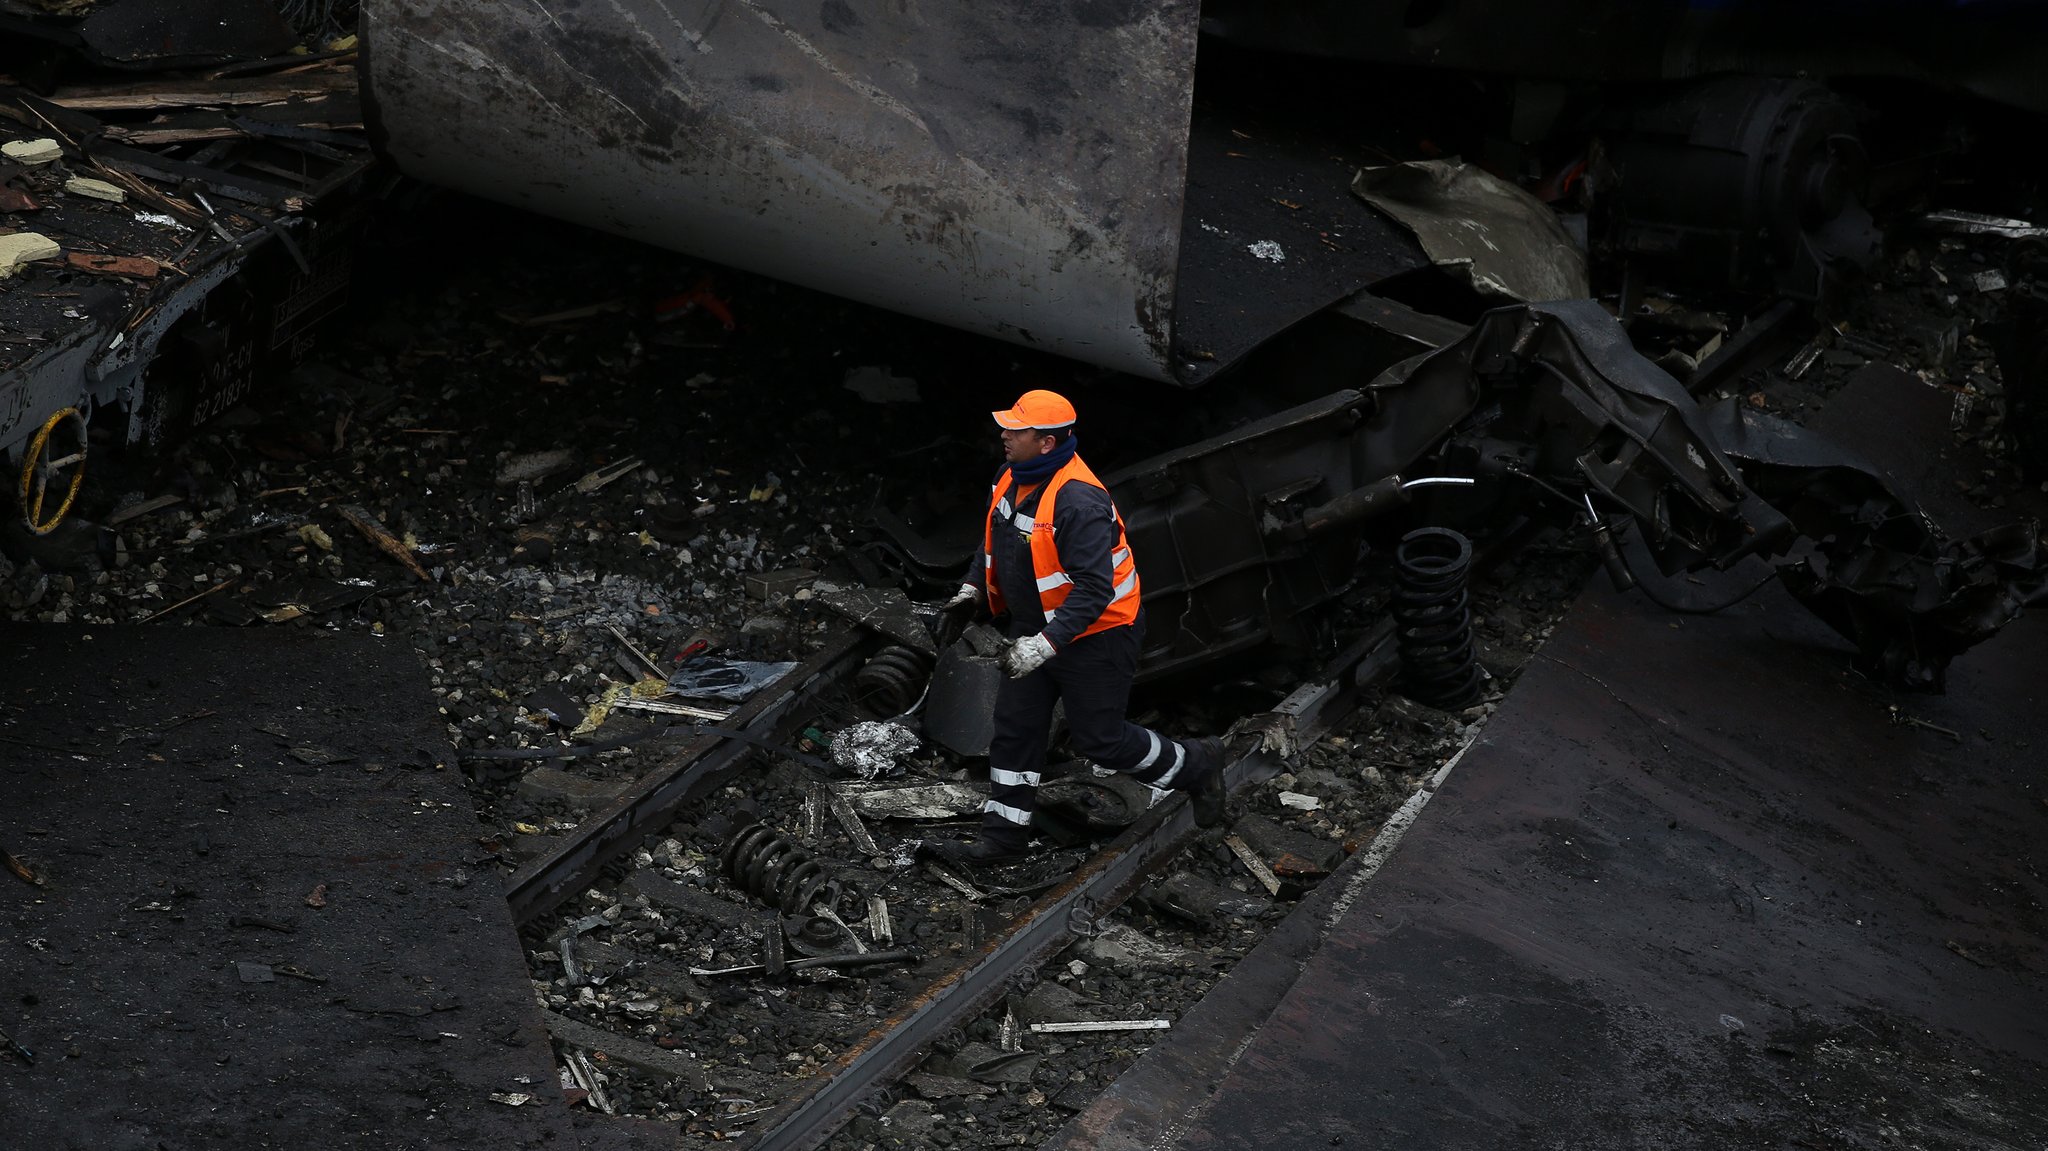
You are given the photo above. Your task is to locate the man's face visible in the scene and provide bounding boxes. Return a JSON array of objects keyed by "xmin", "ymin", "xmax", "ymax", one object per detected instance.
[{"xmin": 1000, "ymin": 426, "xmax": 1054, "ymax": 464}]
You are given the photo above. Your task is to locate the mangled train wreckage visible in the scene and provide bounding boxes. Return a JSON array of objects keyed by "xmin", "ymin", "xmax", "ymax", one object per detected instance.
[
  {"xmin": 2, "ymin": 0, "xmax": 2043, "ymax": 692},
  {"xmin": 355, "ymin": 0, "xmax": 2045, "ymax": 688}
]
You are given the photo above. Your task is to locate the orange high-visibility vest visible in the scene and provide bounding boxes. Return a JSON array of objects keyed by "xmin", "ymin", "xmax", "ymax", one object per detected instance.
[{"xmin": 982, "ymin": 455, "xmax": 1140, "ymax": 641}]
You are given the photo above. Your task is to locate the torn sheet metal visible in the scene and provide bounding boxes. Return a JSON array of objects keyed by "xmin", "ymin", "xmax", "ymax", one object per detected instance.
[
  {"xmin": 1166, "ymin": 111, "xmax": 1429, "ymax": 381},
  {"xmin": 362, "ymin": 0, "xmax": 1200, "ymax": 381},
  {"xmin": 814, "ymin": 585, "xmax": 937, "ymax": 656},
  {"xmin": 1698, "ymin": 400, "xmax": 2044, "ymax": 691},
  {"xmin": 1351, "ymin": 160, "xmax": 1589, "ymax": 302},
  {"xmin": 665, "ymin": 658, "xmax": 796, "ymax": 704},
  {"xmin": 849, "ymin": 782, "xmax": 985, "ymax": 822},
  {"xmin": 1405, "ymin": 300, "xmax": 2041, "ymax": 689}
]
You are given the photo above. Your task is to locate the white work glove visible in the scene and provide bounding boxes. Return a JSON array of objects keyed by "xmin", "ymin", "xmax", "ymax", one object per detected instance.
[
  {"xmin": 944, "ymin": 583, "xmax": 984, "ymax": 611},
  {"xmin": 1002, "ymin": 633, "xmax": 1057, "ymax": 679}
]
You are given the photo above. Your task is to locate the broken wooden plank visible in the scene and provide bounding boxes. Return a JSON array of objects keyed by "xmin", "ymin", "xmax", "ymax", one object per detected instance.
[
  {"xmin": 234, "ymin": 156, "xmax": 318, "ymax": 188},
  {"xmin": 45, "ymin": 71, "xmax": 356, "ymax": 112},
  {"xmin": 541, "ymin": 1010, "xmax": 711, "ymax": 1091},
  {"xmin": 230, "ymin": 117, "xmax": 368, "ymax": 151},
  {"xmin": 88, "ymin": 140, "xmax": 301, "ymax": 208},
  {"xmin": 1229, "ymin": 812, "xmax": 1343, "ymax": 877},
  {"xmin": 66, "ymin": 252, "xmax": 159, "ymax": 278},
  {"xmin": 106, "ymin": 119, "xmax": 364, "ymax": 148},
  {"xmin": 104, "ymin": 126, "xmax": 245, "ymax": 146},
  {"xmin": 1223, "ymin": 835, "xmax": 1283, "ymax": 897},
  {"xmin": 829, "ymin": 791, "xmax": 882, "ymax": 856},
  {"xmin": 334, "ymin": 504, "xmax": 430, "ymax": 581}
]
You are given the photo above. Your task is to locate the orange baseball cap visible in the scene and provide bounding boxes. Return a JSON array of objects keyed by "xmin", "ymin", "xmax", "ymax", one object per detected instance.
[{"xmin": 992, "ymin": 389, "xmax": 1077, "ymax": 430}]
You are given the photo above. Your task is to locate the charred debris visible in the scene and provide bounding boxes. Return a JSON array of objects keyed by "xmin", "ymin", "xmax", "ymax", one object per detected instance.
[{"xmin": 2, "ymin": 0, "xmax": 2047, "ymax": 1145}]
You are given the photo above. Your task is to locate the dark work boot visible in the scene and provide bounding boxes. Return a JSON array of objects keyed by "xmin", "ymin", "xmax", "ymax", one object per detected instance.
[
  {"xmin": 1177, "ymin": 737, "xmax": 1227, "ymax": 828},
  {"xmin": 920, "ymin": 819, "xmax": 1031, "ymax": 868}
]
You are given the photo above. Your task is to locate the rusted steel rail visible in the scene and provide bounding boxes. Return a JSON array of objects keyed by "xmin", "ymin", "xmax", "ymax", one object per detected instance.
[
  {"xmin": 506, "ymin": 627, "xmax": 876, "ymax": 926},
  {"xmin": 740, "ymin": 616, "xmax": 1400, "ymax": 1151}
]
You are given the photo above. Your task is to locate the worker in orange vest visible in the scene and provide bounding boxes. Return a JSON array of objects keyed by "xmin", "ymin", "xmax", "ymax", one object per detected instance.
[{"xmin": 924, "ymin": 390, "xmax": 1225, "ymax": 867}]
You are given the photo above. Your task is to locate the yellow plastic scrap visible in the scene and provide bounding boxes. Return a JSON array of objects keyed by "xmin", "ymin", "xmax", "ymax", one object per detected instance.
[{"xmin": 573, "ymin": 683, "xmax": 629, "ymax": 737}]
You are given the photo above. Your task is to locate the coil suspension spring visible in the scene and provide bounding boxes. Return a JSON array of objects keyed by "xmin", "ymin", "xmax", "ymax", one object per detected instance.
[
  {"xmin": 854, "ymin": 644, "xmax": 935, "ymax": 719},
  {"xmin": 721, "ymin": 820, "xmax": 829, "ymax": 914},
  {"xmin": 1392, "ymin": 527, "xmax": 1484, "ymax": 710}
]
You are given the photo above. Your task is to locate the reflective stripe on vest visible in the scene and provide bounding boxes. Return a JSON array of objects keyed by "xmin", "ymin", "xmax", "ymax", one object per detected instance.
[{"xmin": 982, "ymin": 456, "xmax": 1140, "ymax": 640}]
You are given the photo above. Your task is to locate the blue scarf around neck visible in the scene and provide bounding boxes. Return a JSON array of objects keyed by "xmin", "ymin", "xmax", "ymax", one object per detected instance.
[{"xmin": 1008, "ymin": 434, "xmax": 1078, "ymax": 485}]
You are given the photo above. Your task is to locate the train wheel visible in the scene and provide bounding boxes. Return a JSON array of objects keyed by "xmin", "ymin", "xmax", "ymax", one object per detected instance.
[{"xmin": 17, "ymin": 407, "xmax": 88, "ymax": 536}]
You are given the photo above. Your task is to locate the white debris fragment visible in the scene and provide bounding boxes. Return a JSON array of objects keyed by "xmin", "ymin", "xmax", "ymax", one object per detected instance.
[
  {"xmin": 0, "ymin": 233, "xmax": 61, "ymax": 277},
  {"xmin": 134, "ymin": 211, "xmax": 192, "ymax": 231},
  {"xmin": 1969, "ymin": 269, "xmax": 2008, "ymax": 293},
  {"xmin": 852, "ymin": 782, "xmax": 984, "ymax": 820},
  {"xmin": 830, "ymin": 721, "xmax": 920, "ymax": 780},
  {"xmin": 1277, "ymin": 791, "xmax": 1322, "ymax": 811},
  {"xmin": 489, "ymin": 1092, "xmax": 534, "ymax": 1107},
  {"xmin": 2, "ymin": 138, "xmax": 60, "ymax": 165},
  {"xmin": 1076, "ymin": 924, "xmax": 1188, "ymax": 971},
  {"xmin": 1027, "ymin": 1019, "xmax": 1172, "ymax": 1034},
  {"xmin": 1247, "ymin": 240, "xmax": 1286, "ymax": 262},
  {"xmin": 63, "ymin": 176, "xmax": 126, "ymax": 203}
]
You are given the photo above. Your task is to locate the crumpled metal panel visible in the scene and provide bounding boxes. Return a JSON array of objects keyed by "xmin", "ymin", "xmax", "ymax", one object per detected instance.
[
  {"xmin": 1351, "ymin": 160, "xmax": 1589, "ymax": 302},
  {"xmin": 361, "ymin": 0, "xmax": 1199, "ymax": 380},
  {"xmin": 1700, "ymin": 398, "xmax": 2044, "ymax": 691},
  {"xmin": 1396, "ymin": 300, "xmax": 2041, "ymax": 689}
]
